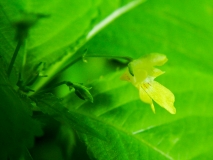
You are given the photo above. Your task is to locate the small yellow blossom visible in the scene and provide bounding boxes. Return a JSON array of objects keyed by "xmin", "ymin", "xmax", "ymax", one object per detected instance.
[{"xmin": 121, "ymin": 53, "xmax": 176, "ymax": 114}]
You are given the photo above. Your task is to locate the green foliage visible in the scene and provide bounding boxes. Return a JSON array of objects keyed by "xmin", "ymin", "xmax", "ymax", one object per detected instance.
[
  {"xmin": 1, "ymin": 0, "xmax": 213, "ymax": 159},
  {"xmin": 34, "ymin": 93, "xmax": 104, "ymax": 140},
  {"xmin": 0, "ymin": 58, "xmax": 42, "ymax": 159}
]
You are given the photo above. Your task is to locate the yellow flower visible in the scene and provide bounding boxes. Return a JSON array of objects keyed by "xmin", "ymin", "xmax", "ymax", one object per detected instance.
[{"xmin": 121, "ymin": 53, "xmax": 176, "ymax": 114}]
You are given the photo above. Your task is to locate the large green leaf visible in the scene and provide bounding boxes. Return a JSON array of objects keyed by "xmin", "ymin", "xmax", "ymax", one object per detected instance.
[
  {"xmin": 63, "ymin": 68, "xmax": 213, "ymax": 159},
  {"xmin": 61, "ymin": 0, "xmax": 213, "ymax": 159},
  {"xmin": 86, "ymin": 0, "xmax": 213, "ymax": 72}
]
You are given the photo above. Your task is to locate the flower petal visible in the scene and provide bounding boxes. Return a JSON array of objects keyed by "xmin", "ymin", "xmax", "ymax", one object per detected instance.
[
  {"xmin": 133, "ymin": 69, "xmax": 147, "ymax": 84},
  {"xmin": 141, "ymin": 81, "xmax": 176, "ymax": 114},
  {"xmin": 120, "ymin": 69, "xmax": 147, "ymax": 86},
  {"xmin": 139, "ymin": 86, "xmax": 155, "ymax": 113},
  {"xmin": 130, "ymin": 53, "xmax": 167, "ymax": 79},
  {"xmin": 151, "ymin": 68, "xmax": 165, "ymax": 78},
  {"xmin": 147, "ymin": 53, "xmax": 168, "ymax": 66}
]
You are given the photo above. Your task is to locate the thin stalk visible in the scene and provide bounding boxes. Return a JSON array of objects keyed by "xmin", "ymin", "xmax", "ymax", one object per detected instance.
[
  {"xmin": 85, "ymin": 54, "xmax": 133, "ymax": 62},
  {"xmin": 7, "ymin": 40, "xmax": 23, "ymax": 77},
  {"xmin": 21, "ymin": 39, "xmax": 28, "ymax": 78},
  {"xmin": 24, "ymin": 147, "xmax": 34, "ymax": 160},
  {"xmin": 86, "ymin": 0, "xmax": 146, "ymax": 41},
  {"xmin": 56, "ymin": 54, "xmax": 132, "ymax": 78},
  {"xmin": 35, "ymin": 81, "xmax": 69, "ymax": 95}
]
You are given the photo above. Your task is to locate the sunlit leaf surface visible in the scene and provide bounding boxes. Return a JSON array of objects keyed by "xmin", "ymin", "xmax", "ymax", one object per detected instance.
[{"xmin": 63, "ymin": 0, "xmax": 213, "ymax": 159}]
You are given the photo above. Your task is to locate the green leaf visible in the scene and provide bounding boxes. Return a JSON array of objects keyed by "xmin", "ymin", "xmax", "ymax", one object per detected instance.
[
  {"xmin": 63, "ymin": 67, "xmax": 213, "ymax": 159},
  {"xmin": 34, "ymin": 93, "xmax": 105, "ymax": 140},
  {"xmin": 0, "ymin": 58, "xmax": 42, "ymax": 159},
  {"xmin": 61, "ymin": 0, "xmax": 213, "ymax": 158},
  {"xmin": 135, "ymin": 116, "xmax": 213, "ymax": 160},
  {"xmin": 86, "ymin": 0, "xmax": 213, "ymax": 72}
]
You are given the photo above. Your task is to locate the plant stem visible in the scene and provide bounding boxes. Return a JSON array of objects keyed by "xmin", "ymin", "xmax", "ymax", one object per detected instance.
[
  {"xmin": 56, "ymin": 54, "xmax": 132, "ymax": 78},
  {"xmin": 86, "ymin": 0, "xmax": 146, "ymax": 41},
  {"xmin": 21, "ymin": 39, "xmax": 28, "ymax": 78},
  {"xmin": 35, "ymin": 81, "xmax": 69, "ymax": 94},
  {"xmin": 7, "ymin": 40, "xmax": 23, "ymax": 77},
  {"xmin": 85, "ymin": 54, "xmax": 133, "ymax": 62}
]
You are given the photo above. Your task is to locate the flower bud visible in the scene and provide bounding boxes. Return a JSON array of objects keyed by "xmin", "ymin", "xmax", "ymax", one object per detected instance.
[{"xmin": 72, "ymin": 83, "xmax": 93, "ymax": 103}]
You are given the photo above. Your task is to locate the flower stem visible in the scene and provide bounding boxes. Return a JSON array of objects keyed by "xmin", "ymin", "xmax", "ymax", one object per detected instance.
[
  {"xmin": 84, "ymin": 54, "xmax": 133, "ymax": 62},
  {"xmin": 21, "ymin": 39, "xmax": 28, "ymax": 78}
]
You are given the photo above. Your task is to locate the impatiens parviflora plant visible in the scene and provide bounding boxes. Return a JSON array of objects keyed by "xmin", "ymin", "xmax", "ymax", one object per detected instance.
[{"xmin": 121, "ymin": 53, "xmax": 176, "ymax": 114}]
